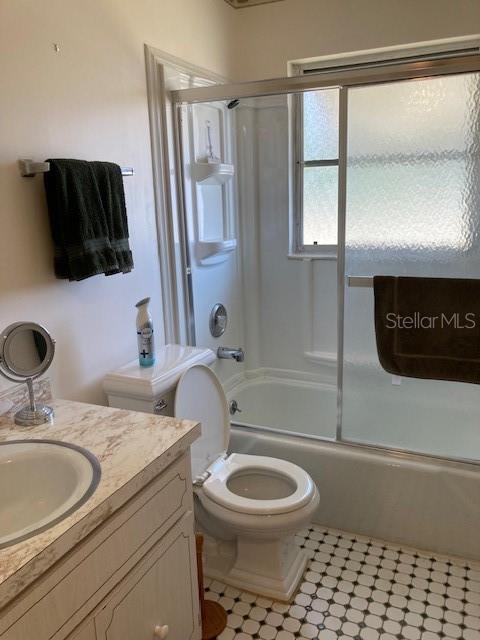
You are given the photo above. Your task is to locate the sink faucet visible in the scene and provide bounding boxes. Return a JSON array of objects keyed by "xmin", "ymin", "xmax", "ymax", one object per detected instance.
[{"xmin": 217, "ymin": 346, "xmax": 245, "ymax": 363}]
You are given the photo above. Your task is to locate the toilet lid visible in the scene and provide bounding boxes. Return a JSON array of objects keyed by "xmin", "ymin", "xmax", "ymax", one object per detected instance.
[{"xmin": 174, "ymin": 364, "xmax": 230, "ymax": 481}]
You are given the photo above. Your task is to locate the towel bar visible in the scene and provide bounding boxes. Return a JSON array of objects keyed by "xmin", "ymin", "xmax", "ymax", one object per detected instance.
[
  {"xmin": 347, "ymin": 276, "xmax": 374, "ymax": 287},
  {"xmin": 19, "ymin": 159, "xmax": 134, "ymax": 178}
]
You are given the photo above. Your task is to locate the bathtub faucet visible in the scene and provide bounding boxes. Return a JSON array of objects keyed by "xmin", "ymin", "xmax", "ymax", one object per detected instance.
[{"xmin": 217, "ymin": 346, "xmax": 245, "ymax": 363}]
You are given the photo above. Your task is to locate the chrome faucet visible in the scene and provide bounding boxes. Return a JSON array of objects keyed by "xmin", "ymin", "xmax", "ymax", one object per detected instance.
[{"xmin": 217, "ymin": 346, "xmax": 245, "ymax": 363}]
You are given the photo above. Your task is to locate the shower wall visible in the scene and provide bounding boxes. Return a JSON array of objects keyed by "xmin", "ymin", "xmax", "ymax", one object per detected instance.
[
  {"xmin": 187, "ymin": 94, "xmax": 339, "ymax": 396},
  {"xmin": 235, "ymin": 96, "xmax": 338, "ymax": 387},
  {"xmin": 180, "ymin": 101, "xmax": 246, "ymax": 384}
]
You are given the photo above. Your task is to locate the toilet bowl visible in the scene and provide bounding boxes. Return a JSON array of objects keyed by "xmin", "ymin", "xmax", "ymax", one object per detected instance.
[{"xmin": 175, "ymin": 364, "xmax": 320, "ymax": 601}]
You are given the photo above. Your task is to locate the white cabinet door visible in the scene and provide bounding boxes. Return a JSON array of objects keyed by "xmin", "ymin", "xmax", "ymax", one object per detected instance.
[
  {"xmin": 0, "ymin": 455, "xmax": 190, "ymax": 640},
  {"xmin": 94, "ymin": 513, "xmax": 200, "ymax": 640},
  {"xmin": 68, "ymin": 620, "xmax": 96, "ymax": 640}
]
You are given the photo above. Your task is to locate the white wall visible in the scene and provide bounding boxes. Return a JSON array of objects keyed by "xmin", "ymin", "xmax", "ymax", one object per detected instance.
[
  {"xmin": 231, "ymin": 0, "xmax": 480, "ymax": 80},
  {"xmin": 0, "ymin": 0, "xmax": 235, "ymax": 403}
]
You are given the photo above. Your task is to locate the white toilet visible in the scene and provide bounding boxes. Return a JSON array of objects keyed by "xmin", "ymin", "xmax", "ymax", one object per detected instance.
[{"xmin": 104, "ymin": 345, "xmax": 320, "ymax": 601}]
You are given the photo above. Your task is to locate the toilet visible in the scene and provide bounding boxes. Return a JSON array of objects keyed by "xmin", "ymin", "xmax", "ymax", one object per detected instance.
[{"xmin": 104, "ymin": 345, "xmax": 320, "ymax": 601}]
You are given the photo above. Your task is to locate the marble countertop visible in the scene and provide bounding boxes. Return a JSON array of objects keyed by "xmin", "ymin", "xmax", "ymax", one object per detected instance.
[{"xmin": 0, "ymin": 398, "xmax": 200, "ymax": 609}]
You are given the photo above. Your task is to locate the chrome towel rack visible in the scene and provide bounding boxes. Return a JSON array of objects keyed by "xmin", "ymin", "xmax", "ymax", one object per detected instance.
[
  {"xmin": 347, "ymin": 276, "xmax": 374, "ymax": 287},
  {"xmin": 18, "ymin": 159, "xmax": 134, "ymax": 178}
]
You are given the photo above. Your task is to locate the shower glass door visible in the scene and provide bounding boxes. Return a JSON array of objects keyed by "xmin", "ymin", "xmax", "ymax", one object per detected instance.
[
  {"xmin": 341, "ymin": 72, "xmax": 480, "ymax": 460},
  {"xmin": 171, "ymin": 53, "xmax": 480, "ymax": 457}
]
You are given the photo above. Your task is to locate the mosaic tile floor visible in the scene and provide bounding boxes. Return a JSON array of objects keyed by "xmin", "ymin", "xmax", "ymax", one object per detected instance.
[{"xmin": 205, "ymin": 524, "xmax": 480, "ymax": 640}]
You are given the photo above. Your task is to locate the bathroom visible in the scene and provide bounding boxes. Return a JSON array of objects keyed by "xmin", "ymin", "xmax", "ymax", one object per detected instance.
[{"xmin": 2, "ymin": 1, "xmax": 480, "ymax": 639}]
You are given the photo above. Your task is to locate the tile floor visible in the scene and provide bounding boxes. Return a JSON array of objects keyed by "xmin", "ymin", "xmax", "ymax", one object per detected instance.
[{"xmin": 205, "ymin": 524, "xmax": 480, "ymax": 640}]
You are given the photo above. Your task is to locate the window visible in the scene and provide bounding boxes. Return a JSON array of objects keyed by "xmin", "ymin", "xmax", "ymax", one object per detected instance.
[
  {"xmin": 291, "ymin": 39, "xmax": 480, "ymax": 258},
  {"xmin": 293, "ymin": 88, "xmax": 340, "ymax": 257}
]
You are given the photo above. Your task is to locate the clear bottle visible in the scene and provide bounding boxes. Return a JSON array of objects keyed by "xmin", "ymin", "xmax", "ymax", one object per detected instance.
[{"xmin": 136, "ymin": 297, "xmax": 155, "ymax": 367}]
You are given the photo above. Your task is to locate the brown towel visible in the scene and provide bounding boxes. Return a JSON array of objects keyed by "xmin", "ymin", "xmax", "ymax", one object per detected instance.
[{"xmin": 374, "ymin": 276, "xmax": 480, "ymax": 384}]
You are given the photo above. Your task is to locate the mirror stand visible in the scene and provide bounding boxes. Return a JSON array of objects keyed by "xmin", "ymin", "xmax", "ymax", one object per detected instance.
[
  {"xmin": 0, "ymin": 322, "xmax": 55, "ymax": 427},
  {"xmin": 13, "ymin": 377, "xmax": 54, "ymax": 427}
]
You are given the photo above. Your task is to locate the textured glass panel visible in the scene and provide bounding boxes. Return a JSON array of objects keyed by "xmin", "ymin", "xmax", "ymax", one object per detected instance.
[
  {"xmin": 303, "ymin": 166, "xmax": 338, "ymax": 245},
  {"xmin": 342, "ymin": 72, "xmax": 480, "ymax": 461},
  {"xmin": 303, "ymin": 89, "xmax": 339, "ymax": 160},
  {"xmin": 345, "ymin": 75, "xmax": 480, "ymax": 258}
]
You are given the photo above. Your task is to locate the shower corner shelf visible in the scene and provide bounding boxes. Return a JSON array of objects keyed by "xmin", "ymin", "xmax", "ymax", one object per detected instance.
[
  {"xmin": 194, "ymin": 162, "xmax": 235, "ymax": 185},
  {"xmin": 197, "ymin": 238, "xmax": 237, "ymax": 265}
]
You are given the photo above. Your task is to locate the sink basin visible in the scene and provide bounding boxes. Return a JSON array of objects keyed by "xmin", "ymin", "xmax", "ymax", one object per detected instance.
[{"xmin": 0, "ymin": 440, "xmax": 101, "ymax": 549}]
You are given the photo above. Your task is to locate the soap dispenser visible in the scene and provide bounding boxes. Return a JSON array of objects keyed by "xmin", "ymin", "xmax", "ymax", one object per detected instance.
[{"xmin": 136, "ymin": 297, "xmax": 155, "ymax": 367}]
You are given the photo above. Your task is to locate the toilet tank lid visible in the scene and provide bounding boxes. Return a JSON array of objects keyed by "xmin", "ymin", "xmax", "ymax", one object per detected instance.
[{"xmin": 103, "ymin": 344, "xmax": 216, "ymax": 400}]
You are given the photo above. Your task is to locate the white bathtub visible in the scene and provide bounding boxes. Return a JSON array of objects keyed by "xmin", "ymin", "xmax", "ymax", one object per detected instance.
[
  {"xmin": 226, "ymin": 375, "xmax": 337, "ymax": 440},
  {"xmin": 226, "ymin": 373, "xmax": 480, "ymax": 561}
]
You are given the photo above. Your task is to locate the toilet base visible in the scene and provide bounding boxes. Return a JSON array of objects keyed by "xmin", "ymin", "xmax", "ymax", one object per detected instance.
[{"xmin": 203, "ymin": 534, "xmax": 307, "ymax": 602}]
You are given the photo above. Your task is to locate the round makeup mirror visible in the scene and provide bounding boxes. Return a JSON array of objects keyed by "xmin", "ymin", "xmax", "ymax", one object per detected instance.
[{"xmin": 0, "ymin": 322, "xmax": 55, "ymax": 426}]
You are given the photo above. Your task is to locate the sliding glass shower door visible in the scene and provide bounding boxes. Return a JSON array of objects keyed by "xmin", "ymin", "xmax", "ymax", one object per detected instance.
[
  {"xmin": 171, "ymin": 52, "xmax": 480, "ymax": 458},
  {"xmin": 341, "ymin": 72, "xmax": 480, "ymax": 460}
]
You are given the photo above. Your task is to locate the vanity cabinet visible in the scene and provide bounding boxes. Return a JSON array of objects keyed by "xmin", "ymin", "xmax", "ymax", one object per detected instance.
[
  {"xmin": 94, "ymin": 515, "xmax": 197, "ymax": 640},
  {"xmin": 70, "ymin": 621, "xmax": 96, "ymax": 640},
  {"xmin": 0, "ymin": 453, "xmax": 200, "ymax": 640}
]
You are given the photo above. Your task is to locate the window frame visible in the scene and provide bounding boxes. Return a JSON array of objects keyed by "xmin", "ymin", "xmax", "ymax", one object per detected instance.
[{"xmin": 292, "ymin": 91, "xmax": 340, "ymax": 259}]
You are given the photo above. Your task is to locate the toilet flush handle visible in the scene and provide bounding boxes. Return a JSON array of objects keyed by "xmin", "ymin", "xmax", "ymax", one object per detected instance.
[
  {"xmin": 153, "ymin": 399, "xmax": 168, "ymax": 414},
  {"xmin": 154, "ymin": 624, "xmax": 169, "ymax": 639}
]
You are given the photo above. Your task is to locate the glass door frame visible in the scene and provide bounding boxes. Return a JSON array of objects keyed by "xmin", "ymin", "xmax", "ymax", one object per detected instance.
[
  {"xmin": 171, "ymin": 53, "xmax": 480, "ymax": 104},
  {"xmin": 170, "ymin": 51, "xmax": 480, "ymax": 465}
]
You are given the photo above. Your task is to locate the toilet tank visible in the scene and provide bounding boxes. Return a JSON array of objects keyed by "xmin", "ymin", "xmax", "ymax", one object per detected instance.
[{"xmin": 103, "ymin": 344, "xmax": 216, "ymax": 416}]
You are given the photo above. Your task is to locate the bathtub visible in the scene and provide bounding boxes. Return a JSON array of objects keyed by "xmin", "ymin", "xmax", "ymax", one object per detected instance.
[
  {"xmin": 226, "ymin": 375, "xmax": 337, "ymax": 440},
  {"xmin": 225, "ymin": 373, "xmax": 480, "ymax": 561}
]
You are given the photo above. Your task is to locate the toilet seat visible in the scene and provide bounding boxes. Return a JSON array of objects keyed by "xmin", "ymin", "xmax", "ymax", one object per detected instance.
[
  {"xmin": 175, "ymin": 364, "xmax": 316, "ymax": 518},
  {"xmin": 203, "ymin": 453, "xmax": 314, "ymax": 515}
]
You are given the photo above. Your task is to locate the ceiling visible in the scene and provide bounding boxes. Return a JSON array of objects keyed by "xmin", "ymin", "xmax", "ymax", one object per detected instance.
[{"xmin": 224, "ymin": 0, "xmax": 285, "ymax": 8}]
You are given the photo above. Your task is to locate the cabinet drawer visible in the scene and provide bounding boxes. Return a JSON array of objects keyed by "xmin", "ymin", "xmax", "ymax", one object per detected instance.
[
  {"xmin": 94, "ymin": 512, "xmax": 200, "ymax": 640},
  {"xmin": 1, "ymin": 454, "xmax": 192, "ymax": 640}
]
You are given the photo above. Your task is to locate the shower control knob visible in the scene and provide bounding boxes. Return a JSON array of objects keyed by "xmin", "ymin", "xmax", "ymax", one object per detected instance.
[
  {"xmin": 210, "ymin": 303, "xmax": 228, "ymax": 337},
  {"xmin": 154, "ymin": 624, "xmax": 169, "ymax": 639}
]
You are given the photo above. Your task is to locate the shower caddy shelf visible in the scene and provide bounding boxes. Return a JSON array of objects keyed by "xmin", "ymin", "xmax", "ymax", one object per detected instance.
[
  {"xmin": 197, "ymin": 239, "xmax": 237, "ymax": 264},
  {"xmin": 193, "ymin": 162, "xmax": 234, "ymax": 185},
  {"xmin": 193, "ymin": 160, "xmax": 237, "ymax": 264}
]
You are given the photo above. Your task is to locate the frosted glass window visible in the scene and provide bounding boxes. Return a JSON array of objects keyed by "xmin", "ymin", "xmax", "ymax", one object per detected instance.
[
  {"xmin": 303, "ymin": 89, "xmax": 339, "ymax": 160},
  {"xmin": 303, "ymin": 167, "xmax": 338, "ymax": 245},
  {"xmin": 296, "ymin": 89, "xmax": 340, "ymax": 251}
]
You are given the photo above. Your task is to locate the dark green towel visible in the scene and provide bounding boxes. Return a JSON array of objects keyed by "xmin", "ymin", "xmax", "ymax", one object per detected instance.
[{"xmin": 44, "ymin": 159, "xmax": 134, "ymax": 281}]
